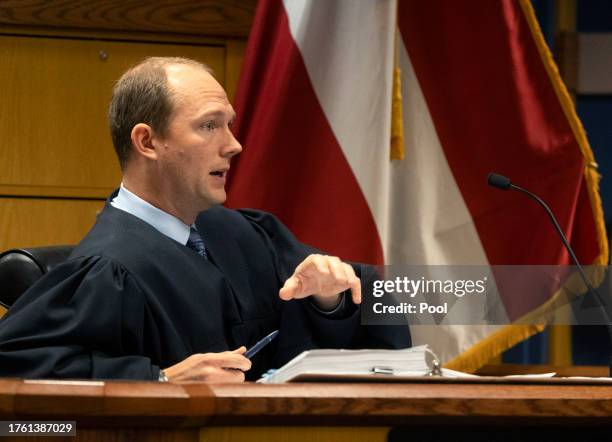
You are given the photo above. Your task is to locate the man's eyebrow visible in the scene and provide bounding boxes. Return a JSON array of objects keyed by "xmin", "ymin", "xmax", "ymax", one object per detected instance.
[{"xmin": 197, "ymin": 110, "xmax": 236, "ymax": 120}]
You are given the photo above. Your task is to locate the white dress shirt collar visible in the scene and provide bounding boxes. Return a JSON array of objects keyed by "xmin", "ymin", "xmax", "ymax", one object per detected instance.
[{"xmin": 110, "ymin": 184, "xmax": 191, "ymax": 245}]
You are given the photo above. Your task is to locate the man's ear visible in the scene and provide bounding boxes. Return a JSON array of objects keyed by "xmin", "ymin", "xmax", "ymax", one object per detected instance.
[{"xmin": 130, "ymin": 123, "xmax": 159, "ymax": 161}]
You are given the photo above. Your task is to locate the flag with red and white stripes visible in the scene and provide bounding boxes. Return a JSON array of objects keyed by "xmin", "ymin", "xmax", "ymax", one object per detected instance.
[{"xmin": 226, "ymin": 0, "xmax": 607, "ymax": 371}]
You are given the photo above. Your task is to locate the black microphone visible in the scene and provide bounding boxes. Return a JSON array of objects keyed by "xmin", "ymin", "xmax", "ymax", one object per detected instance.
[
  {"xmin": 487, "ymin": 172, "xmax": 612, "ymax": 376},
  {"xmin": 487, "ymin": 173, "xmax": 511, "ymax": 190}
]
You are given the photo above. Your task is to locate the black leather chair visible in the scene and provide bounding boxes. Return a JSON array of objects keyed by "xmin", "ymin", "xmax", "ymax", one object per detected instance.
[{"xmin": 0, "ymin": 246, "xmax": 74, "ymax": 309}]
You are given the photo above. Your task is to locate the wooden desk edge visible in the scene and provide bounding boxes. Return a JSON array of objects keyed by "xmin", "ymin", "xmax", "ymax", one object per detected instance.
[{"xmin": 1, "ymin": 379, "xmax": 612, "ymax": 426}]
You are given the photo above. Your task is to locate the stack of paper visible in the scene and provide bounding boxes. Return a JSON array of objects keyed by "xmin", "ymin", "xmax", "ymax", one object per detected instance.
[{"xmin": 260, "ymin": 345, "xmax": 439, "ymax": 383}]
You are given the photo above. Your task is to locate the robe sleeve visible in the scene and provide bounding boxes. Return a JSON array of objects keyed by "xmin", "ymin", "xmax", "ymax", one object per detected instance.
[
  {"xmin": 0, "ymin": 256, "xmax": 160, "ymax": 380},
  {"xmin": 237, "ymin": 209, "xmax": 411, "ymax": 356}
]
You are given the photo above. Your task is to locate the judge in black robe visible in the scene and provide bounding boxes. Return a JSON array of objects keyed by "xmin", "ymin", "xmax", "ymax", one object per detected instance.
[{"xmin": 0, "ymin": 198, "xmax": 411, "ymax": 380}]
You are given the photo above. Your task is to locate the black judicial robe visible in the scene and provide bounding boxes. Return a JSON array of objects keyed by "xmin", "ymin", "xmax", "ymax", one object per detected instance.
[{"xmin": 0, "ymin": 201, "xmax": 411, "ymax": 380}]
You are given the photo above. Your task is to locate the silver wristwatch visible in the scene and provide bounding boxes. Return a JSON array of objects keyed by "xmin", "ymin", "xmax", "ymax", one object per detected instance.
[{"xmin": 158, "ymin": 369, "xmax": 169, "ymax": 382}]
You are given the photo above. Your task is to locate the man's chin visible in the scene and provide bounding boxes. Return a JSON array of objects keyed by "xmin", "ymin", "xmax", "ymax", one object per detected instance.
[
  {"xmin": 199, "ymin": 192, "xmax": 226, "ymax": 211},
  {"xmin": 214, "ymin": 191, "xmax": 227, "ymax": 206}
]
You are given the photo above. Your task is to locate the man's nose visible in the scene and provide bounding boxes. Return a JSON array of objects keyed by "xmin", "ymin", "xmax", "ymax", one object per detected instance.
[{"xmin": 223, "ymin": 130, "xmax": 242, "ymax": 157}]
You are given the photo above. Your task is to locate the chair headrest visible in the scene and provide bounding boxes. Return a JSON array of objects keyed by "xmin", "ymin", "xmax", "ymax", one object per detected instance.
[{"xmin": 0, "ymin": 246, "xmax": 74, "ymax": 309}]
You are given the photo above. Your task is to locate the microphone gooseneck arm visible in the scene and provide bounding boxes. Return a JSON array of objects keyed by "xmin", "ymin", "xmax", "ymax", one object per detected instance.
[{"xmin": 510, "ymin": 183, "xmax": 591, "ymax": 288}]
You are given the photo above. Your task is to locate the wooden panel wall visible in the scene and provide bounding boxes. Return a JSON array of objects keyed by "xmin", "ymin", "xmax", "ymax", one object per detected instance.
[
  {"xmin": 0, "ymin": 36, "xmax": 225, "ymax": 195},
  {"xmin": 0, "ymin": 198, "xmax": 104, "ymax": 249},
  {"xmin": 0, "ymin": 1, "xmax": 252, "ymax": 252}
]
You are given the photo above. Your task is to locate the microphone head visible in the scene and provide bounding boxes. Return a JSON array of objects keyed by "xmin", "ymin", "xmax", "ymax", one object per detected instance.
[{"xmin": 487, "ymin": 173, "xmax": 512, "ymax": 190}]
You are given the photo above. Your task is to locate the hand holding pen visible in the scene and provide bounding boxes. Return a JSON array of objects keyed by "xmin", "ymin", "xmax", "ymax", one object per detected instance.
[{"xmin": 160, "ymin": 330, "xmax": 278, "ymax": 382}]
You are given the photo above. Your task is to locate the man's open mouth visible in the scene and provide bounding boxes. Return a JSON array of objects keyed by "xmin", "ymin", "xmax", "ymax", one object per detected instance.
[{"xmin": 210, "ymin": 169, "xmax": 227, "ymax": 177}]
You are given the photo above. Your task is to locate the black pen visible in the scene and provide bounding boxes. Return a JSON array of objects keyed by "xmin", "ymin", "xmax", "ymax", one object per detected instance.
[{"xmin": 245, "ymin": 330, "xmax": 279, "ymax": 359}]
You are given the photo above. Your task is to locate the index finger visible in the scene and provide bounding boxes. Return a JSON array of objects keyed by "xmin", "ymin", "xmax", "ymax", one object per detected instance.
[
  {"xmin": 344, "ymin": 264, "xmax": 361, "ymax": 304},
  {"xmin": 219, "ymin": 352, "xmax": 252, "ymax": 372}
]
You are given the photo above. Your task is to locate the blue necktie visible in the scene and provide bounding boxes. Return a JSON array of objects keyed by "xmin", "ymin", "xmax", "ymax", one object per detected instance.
[{"xmin": 186, "ymin": 227, "xmax": 208, "ymax": 259}]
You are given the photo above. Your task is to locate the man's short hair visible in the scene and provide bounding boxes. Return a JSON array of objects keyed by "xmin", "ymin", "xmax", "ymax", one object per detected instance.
[{"xmin": 108, "ymin": 57, "xmax": 211, "ymax": 169}]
